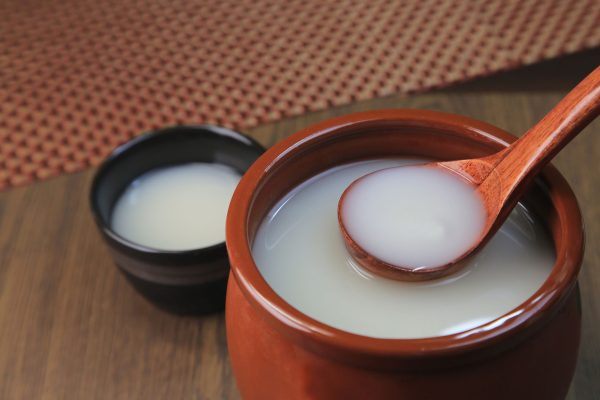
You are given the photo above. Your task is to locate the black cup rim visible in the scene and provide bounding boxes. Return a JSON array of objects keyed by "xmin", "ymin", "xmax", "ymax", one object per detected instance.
[{"xmin": 90, "ymin": 124, "xmax": 265, "ymax": 265}]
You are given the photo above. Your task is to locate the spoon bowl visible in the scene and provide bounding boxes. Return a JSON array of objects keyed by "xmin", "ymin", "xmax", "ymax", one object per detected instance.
[{"xmin": 339, "ymin": 66, "xmax": 600, "ymax": 281}]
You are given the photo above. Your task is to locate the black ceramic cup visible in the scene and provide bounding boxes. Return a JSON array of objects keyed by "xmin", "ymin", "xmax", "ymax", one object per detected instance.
[{"xmin": 90, "ymin": 125, "xmax": 265, "ymax": 315}]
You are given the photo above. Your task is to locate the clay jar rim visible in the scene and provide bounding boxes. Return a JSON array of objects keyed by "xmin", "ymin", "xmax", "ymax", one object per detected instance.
[{"xmin": 226, "ymin": 109, "xmax": 584, "ymax": 364}]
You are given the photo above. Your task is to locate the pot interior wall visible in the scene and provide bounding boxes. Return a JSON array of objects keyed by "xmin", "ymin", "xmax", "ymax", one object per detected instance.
[{"xmin": 246, "ymin": 121, "xmax": 560, "ymax": 256}]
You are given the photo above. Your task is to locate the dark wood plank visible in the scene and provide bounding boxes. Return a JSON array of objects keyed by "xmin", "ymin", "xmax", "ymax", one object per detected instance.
[{"xmin": 0, "ymin": 52, "xmax": 599, "ymax": 399}]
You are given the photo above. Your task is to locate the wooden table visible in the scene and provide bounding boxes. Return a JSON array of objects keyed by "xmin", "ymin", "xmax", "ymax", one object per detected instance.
[{"xmin": 1, "ymin": 50, "xmax": 599, "ymax": 399}]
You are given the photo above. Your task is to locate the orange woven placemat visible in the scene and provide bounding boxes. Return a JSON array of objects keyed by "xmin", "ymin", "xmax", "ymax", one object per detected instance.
[{"xmin": 1, "ymin": 0, "xmax": 599, "ymax": 190}]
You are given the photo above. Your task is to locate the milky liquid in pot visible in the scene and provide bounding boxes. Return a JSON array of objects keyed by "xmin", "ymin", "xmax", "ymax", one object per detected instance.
[
  {"xmin": 111, "ymin": 163, "xmax": 240, "ymax": 251},
  {"xmin": 252, "ymin": 159, "xmax": 555, "ymax": 339}
]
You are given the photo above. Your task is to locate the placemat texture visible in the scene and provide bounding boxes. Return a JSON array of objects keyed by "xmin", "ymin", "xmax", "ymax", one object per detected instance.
[{"xmin": 1, "ymin": 0, "xmax": 599, "ymax": 190}]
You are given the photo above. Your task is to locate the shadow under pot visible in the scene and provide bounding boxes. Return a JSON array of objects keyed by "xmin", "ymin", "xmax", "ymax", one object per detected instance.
[
  {"xmin": 90, "ymin": 125, "xmax": 265, "ymax": 315},
  {"xmin": 225, "ymin": 110, "xmax": 584, "ymax": 399}
]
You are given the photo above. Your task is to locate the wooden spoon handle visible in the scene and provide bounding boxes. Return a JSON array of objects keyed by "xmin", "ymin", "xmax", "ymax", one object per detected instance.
[{"xmin": 488, "ymin": 66, "xmax": 600, "ymax": 201}]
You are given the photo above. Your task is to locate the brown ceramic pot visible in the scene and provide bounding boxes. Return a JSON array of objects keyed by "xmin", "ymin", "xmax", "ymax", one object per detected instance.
[{"xmin": 225, "ymin": 110, "xmax": 584, "ymax": 400}]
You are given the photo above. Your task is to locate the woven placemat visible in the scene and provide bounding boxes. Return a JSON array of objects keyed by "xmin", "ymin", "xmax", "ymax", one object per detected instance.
[{"xmin": 1, "ymin": 0, "xmax": 599, "ymax": 190}]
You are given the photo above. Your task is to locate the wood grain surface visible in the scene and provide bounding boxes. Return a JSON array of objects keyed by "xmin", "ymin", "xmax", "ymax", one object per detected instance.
[{"xmin": 1, "ymin": 50, "xmax": 599, "ymax": 399}]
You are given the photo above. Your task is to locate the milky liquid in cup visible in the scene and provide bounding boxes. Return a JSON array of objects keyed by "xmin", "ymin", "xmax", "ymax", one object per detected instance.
[
  {"xmin": 341, "ymin": 166, "xmax": 487, "ymax": 269},
  {"xmin": 252, "ymin": 159, "xmax": 555, "ymax": 339},
  {"xmin": 111, "ymin": 163, "xmax": 240, "ymax": 251}
]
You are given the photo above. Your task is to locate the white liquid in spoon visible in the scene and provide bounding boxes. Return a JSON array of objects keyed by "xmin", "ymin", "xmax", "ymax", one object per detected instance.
[
  {"xmin": 341, "ymin": 166, "xmax": 486, "ymax": 269},
  {"xmin": 111, "ymin": 163, "xmax": 241, "ymax": 251},
  {"xmin": 252, "ymin": 160, "xmax": 555, "ymax": 339}
]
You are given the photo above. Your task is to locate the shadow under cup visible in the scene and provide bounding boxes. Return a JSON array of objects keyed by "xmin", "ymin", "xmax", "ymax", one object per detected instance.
[{"xmin": 90, "ymin": 125, "xmax": 264, "ymax": 315}]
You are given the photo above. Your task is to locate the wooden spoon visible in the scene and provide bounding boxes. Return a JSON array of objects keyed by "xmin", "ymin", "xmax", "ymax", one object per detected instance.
[{"xmin": 338, "ymin": 66, "xmax": 600, "ymax": 282}]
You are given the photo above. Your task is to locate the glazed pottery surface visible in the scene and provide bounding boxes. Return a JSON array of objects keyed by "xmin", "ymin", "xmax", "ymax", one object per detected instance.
[
  {"xmin": 91, "ymin": 125, "xmax": 264, "ymax": 315},
  {"xmin": 225, "ymin": 110, "xmax": 584, "ymax": 400}
]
